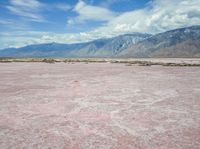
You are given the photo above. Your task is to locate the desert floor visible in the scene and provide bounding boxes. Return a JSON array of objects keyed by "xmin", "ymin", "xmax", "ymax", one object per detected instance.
[{"xmin": 0, "ymin": 62, "xmax": 200, "ymax": 149}]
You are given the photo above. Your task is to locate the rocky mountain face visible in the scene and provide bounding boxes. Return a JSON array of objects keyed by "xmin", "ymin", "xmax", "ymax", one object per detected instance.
[
  {"xmin": 0, "ymin": 26, "xmax": 200, "ymax": 58},
  {"xmin": 119, "ymin": 26, "xmax": 200, "ymax": 58}
]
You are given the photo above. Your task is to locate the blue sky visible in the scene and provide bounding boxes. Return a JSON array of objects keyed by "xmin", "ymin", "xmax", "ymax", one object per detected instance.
[{"xmin": 0, "ymin": 0, "xmax": 200, "ymax": 49}]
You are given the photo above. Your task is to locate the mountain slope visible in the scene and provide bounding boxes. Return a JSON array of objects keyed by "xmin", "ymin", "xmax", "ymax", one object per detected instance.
[
  {"xmin": 119, "ymin": 26, "xmax": 200, "ymax": 58},
  {"xmin": 0, "ymin": 33, "xmax": 150, "ymax": 58},
  {"xmin": 0, "ymin": 26, "xmax": 200, "ymax": 58}
]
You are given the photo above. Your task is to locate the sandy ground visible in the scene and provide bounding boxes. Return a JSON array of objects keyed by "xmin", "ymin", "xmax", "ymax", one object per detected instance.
[{"xmin": 0, "ymin": 62, "xmax": 200, "ymax": 149}]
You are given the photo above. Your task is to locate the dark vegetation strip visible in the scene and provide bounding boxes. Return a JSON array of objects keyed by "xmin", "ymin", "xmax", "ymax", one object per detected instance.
[{"xmin": 0, "ymin": 58, "xmax": 200, "ymax": 67}]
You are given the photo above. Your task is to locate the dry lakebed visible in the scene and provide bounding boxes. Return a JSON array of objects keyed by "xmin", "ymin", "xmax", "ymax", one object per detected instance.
[{"xmin": 0, "ymin": 60, "xmax": 200, "ymax": 149}]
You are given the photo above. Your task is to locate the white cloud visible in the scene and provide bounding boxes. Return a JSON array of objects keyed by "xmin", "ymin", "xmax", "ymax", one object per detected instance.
[
  {"xmin": 0, "ymin": 30, "xmax": 108, "ymax": 49},
  {"xmin": 54, "ymin": 4, "xmax": 71, "ymax": 11},
  {"xmin": 6, "ymin": 0, "xmax": 45, "ymax": 22},
  {"xmin": 0, "ymin": 19, "xmax": 14, "ymax": 25},
  {"xmin": 10, "ymin": 0, "xmax": 43, "ymax": 9},
  {"xmin": 89, "ymin": 0, "xmax": 200, "ymax": 36},
  {"xmin": 6, "ymin": 5, "xmax": 44, "ymax": 21},
  {"xmin": 5, "ymin": 0, "xmax": 71, "ymax": 22},
  {"xmin": 67, "ymin": 0, "xmax": 116, "ymax": 25}
]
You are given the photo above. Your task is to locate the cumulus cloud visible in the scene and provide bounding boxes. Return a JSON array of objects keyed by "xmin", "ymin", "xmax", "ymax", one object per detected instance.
[
  {"xmin": 92, "ymin": 0, "xmax": 200, "ymax": 35},
  {"xmin": 67, "ymin": 0, "xmax": 116, "ymax": 25}
]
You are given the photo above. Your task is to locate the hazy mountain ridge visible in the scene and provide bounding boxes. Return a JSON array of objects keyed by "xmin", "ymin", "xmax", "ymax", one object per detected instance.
[
  {"xmin": 0, "ymin": 33, "xmax": 150, "ymax": 58},
  {"xmin": 0, "ymin": 26, "xmax": 200, "ymax": 58}
]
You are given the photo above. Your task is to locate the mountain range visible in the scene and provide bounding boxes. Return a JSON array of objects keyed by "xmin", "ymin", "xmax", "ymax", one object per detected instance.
[{"xmin": 0, "ymin": 26, "xmax": 200, "ymax": 58}]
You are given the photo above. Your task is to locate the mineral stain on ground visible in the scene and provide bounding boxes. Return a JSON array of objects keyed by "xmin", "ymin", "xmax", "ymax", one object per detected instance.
[{"xmin": 0, "ymin": 62, "xmax": 200, "ymax": 149}]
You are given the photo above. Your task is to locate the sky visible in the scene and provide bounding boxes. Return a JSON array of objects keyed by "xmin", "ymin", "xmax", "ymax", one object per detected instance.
[{"xmin": 0, "ymin": 0, "xmax": 200, "ymax": 49}]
